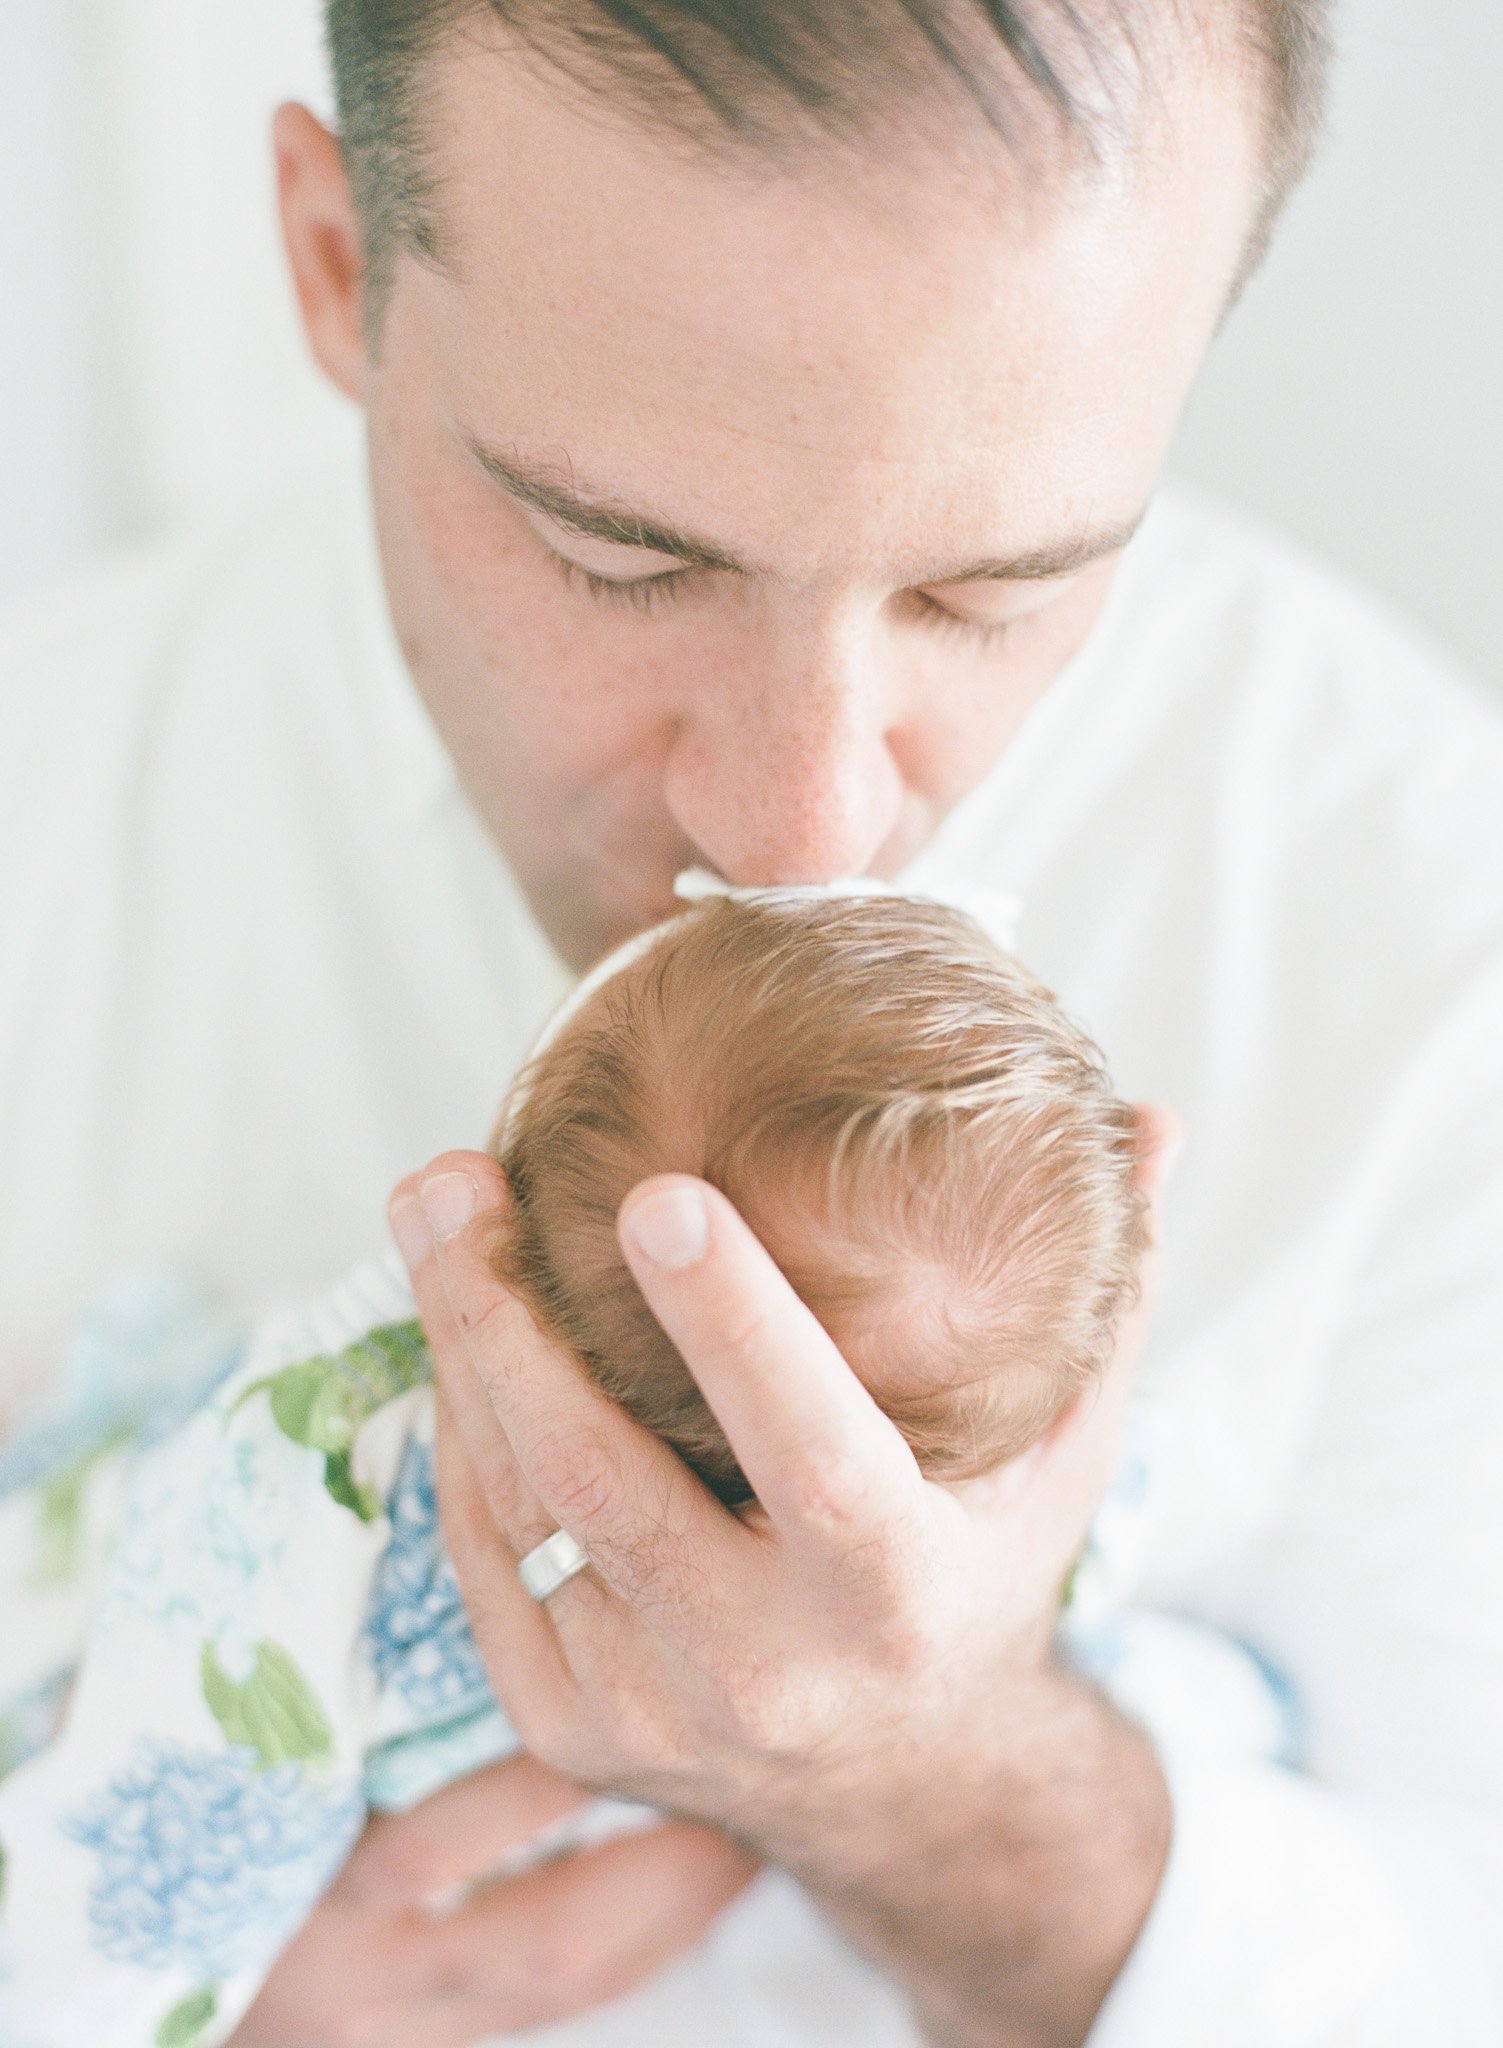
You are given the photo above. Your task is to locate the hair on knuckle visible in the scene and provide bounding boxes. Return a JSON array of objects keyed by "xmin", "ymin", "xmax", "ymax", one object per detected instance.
[{"xmin": 526, "ymin": 1422, "xmax": 619, "ymax": 1527}]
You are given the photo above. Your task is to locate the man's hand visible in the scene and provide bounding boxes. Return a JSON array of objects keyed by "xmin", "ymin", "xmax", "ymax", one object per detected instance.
[
  {"xmin": 388, "ymin": 1107, "xmax": 1179, "ymax": 2048},
  {"xmin": 228, "ymin": 1753, "xmax": 757, "ymax": 2048}
]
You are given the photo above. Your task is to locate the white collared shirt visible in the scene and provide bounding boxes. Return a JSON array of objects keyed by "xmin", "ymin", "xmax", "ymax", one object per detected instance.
[{"xmin": 2, "ymin": 465, "xmax": 1500, "ymax": 2044}]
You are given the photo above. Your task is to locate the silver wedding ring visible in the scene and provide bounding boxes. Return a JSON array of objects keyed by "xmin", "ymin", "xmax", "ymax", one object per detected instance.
[{"xmin": 518, "ymin": 1528, "xmax": 590, "ymax": 1603}]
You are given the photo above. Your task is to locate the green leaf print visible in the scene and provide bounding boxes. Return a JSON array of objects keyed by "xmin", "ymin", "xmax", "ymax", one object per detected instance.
[
  {"xmin": 1058, "ymin": 1541, "xmax": 1087, "ymax": 1614},
  {"xmin": 31, "ymin": 1420, "xmax": 134, "ymax": 1587},
  {"xmin": 234, "ymin": 1320, "xmax": 430, "ymax": 1518},
  {"xmin": 269, "ymin": 1361, "xmax": 355, "ymax": 1453},
  {"xmin": 201, "ymin": 1641, "xmax": 334, "ymax": 1770},
  {"xmin": 156, "ymin": 1986, "xmax": 218, "ymax": 2047},
  {"xmin": 320, "ymin": 1449, "xmax": 381, "ymax": 1523}
]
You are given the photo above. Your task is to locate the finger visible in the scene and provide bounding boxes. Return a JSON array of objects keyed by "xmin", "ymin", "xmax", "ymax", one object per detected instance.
[
  {"xmin": 341, "ymin": 1753, "xmax": 591, "ymax": 1908},
  {"xmin": 397, "ymin": 1153, "xmax": 595, "ymax": 1558},
  {"xmin": 400, "ymin": 1151, "xmax": 745, "ymax": 1610},
  {"xmin": 392, "ymin": 1161, "xmax": 534, "ymax": 1520},
  {"xmin": 617, "ymin": 1176, "xmax": 923, "ymax": 1550},
  {"xmin": 412, "ymin": 1822, "xmax": 760, "ymax": 2041},
  {"xmin": 431, "ymin": 1308, "xmax": 557, "ymax": 1562},
  {"xmin": 432, "ymin": 1391, "xmax": 580, "ymax": 1741}
]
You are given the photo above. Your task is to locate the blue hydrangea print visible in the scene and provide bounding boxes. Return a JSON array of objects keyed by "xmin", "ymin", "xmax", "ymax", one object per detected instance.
[
  {"xmin": 64, "ymin": 1740, "xmax": 363, "ymax": 1978},
  {"xmin": 0, "ymin": 1668, "xmax": 73, "ymax": 1780},
  {"xmin": 362, "ymin": 1441, "xmax": 492, "ymax": 1718},
  {"xmin": 0, "ymin": 1270, "xmax": 245, "ymax": 1503}
]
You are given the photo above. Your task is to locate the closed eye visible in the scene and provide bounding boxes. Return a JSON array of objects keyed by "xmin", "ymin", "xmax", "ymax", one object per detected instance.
[
  {"xmin": 552, "ymin": 558, "xmax": 1039, "ymax": 644},
  {"xmin": 908, "ymin": 591, "xmax": 1017, "ymax": 648},
  {"xmin": 554, "ymin": 556, "xmax": 695, "ymax": 611}
]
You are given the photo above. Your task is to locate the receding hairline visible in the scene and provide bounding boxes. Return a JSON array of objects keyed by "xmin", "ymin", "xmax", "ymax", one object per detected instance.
[{"xmin": 327, "ymin": 0, "xmax": 1329, "ymax": 326}]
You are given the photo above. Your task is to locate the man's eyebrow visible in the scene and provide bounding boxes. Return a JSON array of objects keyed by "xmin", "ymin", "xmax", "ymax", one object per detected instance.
[
  {"xmin": 469, "ymin": 435, "xmax": 1144, "ymax": 584},
  {"xmin": 468, "ymin": 438, "xmax": 743, "ymax": 571},
  {"xmin": 950, "ymin": 511, "xmax": 1147, "ymax": 583}
]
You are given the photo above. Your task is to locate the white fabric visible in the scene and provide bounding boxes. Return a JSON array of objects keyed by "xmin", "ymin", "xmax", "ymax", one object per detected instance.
[{"xmin": 2, "ymin": 462, "xmax": 1501, "ymax": 2042}]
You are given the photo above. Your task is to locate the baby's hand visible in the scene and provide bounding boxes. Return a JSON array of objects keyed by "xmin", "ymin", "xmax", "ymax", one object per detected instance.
[{"xmin": 228, "ymin": 1752, "xmax": 756, "ymax": 2047}]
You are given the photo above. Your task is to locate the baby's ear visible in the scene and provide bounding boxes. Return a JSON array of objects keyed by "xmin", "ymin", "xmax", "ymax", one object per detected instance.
[{"xmin": 944, "ymin": 1436, "xmax": 1053, "ymax": 1511}]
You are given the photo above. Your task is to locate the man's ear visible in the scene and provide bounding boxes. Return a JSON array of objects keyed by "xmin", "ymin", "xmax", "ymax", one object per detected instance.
[{"xmin": 274, "ymin": 102, "xmax": 368, "ymax": 403}]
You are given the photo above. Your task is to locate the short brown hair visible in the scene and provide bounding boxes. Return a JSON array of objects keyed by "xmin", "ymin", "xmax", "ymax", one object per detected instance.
[
  {"xmin": 494, "ymin": 894, "xmax": 1147, "ymax": 1504},
  {"xmin": 325, "ymin": 0, "xmax": 1332, "ymax": 322}
]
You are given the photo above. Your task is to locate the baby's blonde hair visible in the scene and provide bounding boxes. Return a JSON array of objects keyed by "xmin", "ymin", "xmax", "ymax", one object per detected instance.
[{"xmin": 493, "ymin": 894, "xmax": 1146, "ymax": 1504}]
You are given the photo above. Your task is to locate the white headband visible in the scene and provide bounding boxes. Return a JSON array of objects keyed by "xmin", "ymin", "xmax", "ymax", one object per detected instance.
[{"xmin": 499, "ymin": 866, "xmax": 1020, "ymax": 1142}]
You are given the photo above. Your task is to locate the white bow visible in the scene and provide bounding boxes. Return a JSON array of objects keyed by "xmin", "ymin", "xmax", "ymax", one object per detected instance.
[
  {"xmin": 672, "ymin": 866, "xmax": 1020, "ymax": 949},
  {"xmin": 500, "ymin": 865, "xmax": 1023, "ymax": 1143}
]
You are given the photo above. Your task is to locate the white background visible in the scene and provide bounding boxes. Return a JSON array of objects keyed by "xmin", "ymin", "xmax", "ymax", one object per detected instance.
[{"xmin": 2, "ymin": 0, "xmax": 1499, "ymax": 687}]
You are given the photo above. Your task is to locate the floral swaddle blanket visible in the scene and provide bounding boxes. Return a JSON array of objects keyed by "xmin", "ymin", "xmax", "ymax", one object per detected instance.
[
  {"xmin": 0, "ymin": 1258, "xmax": 1297, "ymax": 2048},
  {"xmin": 0, "ymin": 1257, "xmax": 518, "ymax": 2048}
]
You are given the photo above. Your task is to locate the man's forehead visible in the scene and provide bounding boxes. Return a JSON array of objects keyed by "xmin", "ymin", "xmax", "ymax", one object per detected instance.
[
  {"xmin": 396, "ymin": 28, "xmax": 1256, "ymax": 564},
  {"xmin": 416, "ymin": 6, "xmax": 1254, "ymax": 261},
  {"xmin": 421, "ymin": 4, "xmax": 1121, "ymax": 208},
  {"xmin": 421, "ymin": 34, "xmax": 1251, "ymax": 351}
]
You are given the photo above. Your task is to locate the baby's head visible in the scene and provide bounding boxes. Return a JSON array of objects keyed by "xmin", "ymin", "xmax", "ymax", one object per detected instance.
[{"xmin": 492, "ymin": 892, "xmax": 1146, "ymax": 1505}]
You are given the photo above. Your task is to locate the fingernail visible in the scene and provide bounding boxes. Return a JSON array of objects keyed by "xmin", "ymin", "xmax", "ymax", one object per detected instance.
[
  {"xmin": 624, "ymin": 1184, "xmax": 709, "ymax": 1270},
  {"xmin": 420, "ymin": 1171, "xmax": 477, "ymax": 1244},
  {"xmin": 389, "ymin": 1195, "xmax": 434, "ymax": 1273}
]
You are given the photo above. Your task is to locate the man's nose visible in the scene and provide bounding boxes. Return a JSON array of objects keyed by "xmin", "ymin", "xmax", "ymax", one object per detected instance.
[{"xmin": 662, "ymin": 618, "xmax": 906, "ymax": 886}]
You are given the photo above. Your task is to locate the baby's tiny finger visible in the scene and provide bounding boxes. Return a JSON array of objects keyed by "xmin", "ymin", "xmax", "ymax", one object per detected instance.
[{"xmin": 344, "ymin": 1754, "xmax": 591, "ymax": 1909}]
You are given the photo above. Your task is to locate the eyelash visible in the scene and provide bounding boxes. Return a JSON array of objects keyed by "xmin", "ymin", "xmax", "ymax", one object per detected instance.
[
  {"xmin": 556, "ymin": 558, "xmax": 692, "ymax": 613},
  {"xmin": 910, "ymin": 592, "xmax": 1015, "ymax": 650},
  {"xmin": 552, "ymin": 555, "xmax": 1014, "ymax": 648}
]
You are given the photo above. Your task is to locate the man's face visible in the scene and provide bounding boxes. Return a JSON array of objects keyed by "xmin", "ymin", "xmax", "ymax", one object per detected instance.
[{"xmin": 341, "ymin": 37, "xmax": 1260, "ymax": 969}]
